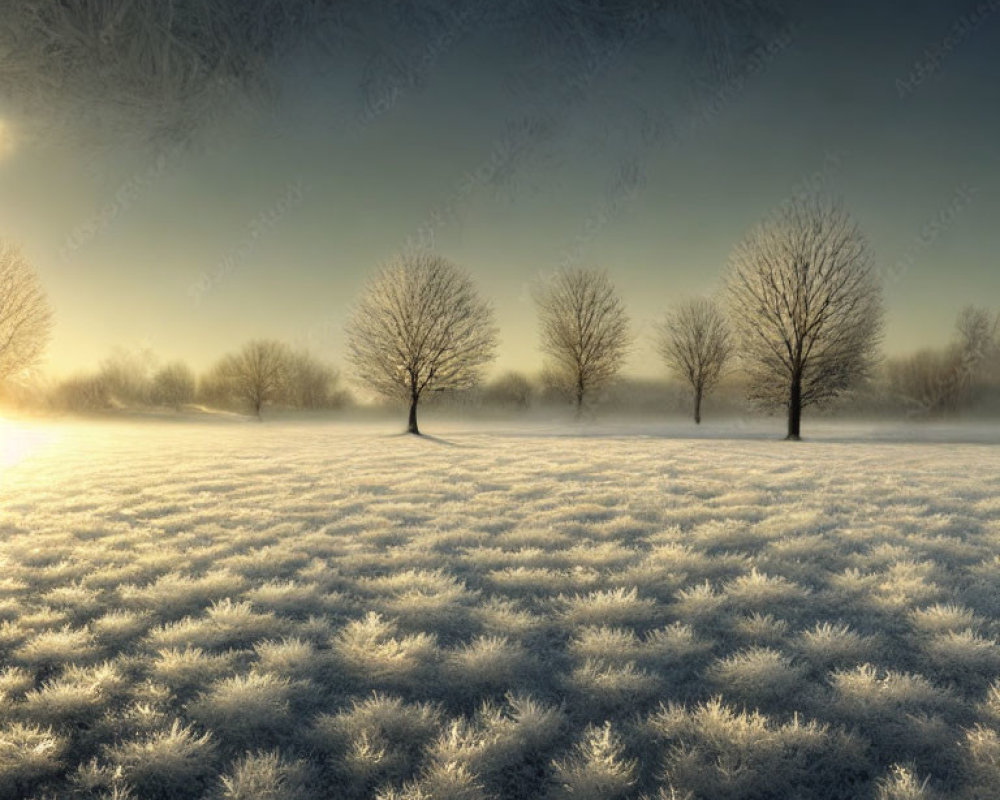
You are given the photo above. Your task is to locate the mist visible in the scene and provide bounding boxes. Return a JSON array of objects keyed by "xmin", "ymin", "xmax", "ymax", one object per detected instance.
[{"xmin": 2, "ymin": 4, "xmax": 1000, "ymax": 800}]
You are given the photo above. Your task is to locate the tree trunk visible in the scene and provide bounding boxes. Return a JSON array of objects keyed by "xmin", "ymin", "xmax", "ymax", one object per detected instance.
[
  {"xmin": 575, "ymin": 379, "xmax": 585, "ymax": 416},
  {"xmin": 786, "ymin": 374, "xmax": 802, "ymax": 440},
  {"xmin": 693, "ymin": 384, "xmax": 703, "ymax": 425},
  {"xmin": 407, "ymin": 394, "xmax": 420, "ymax": 435}
]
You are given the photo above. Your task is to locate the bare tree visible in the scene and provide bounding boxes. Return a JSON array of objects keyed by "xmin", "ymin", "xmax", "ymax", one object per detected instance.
[
  {"xmin": 151, "ymin": 361, "xmax": 196, "ymax": 409},
  {"xmin": 956, "ymin": 306, "xmax": 998, "ymax": 354},
  {"xmin": 882, "ymin": 307, "xmax": 1000, "ymax": 417},
  {"xmin": 726, "ymin": 199, "xmax": 883, "ymax": 439},
  {"xmin": 885, "ymin": 347, "xmax": 963, "ymax": 416},
  {"xmin": 346, "ymin": 252, "xmax": 497, "ymax": 434},
  {"xmin": 655, "ymin": 297, "xmax": 732, "ymax": 424},
  {"xmin": 536, "ymin": 268, "xmax": 630, "ymax": 413},
  {"xmin": 213, "ymin": 340, "xmax": 290, "ymax": 418},
  {"xmin": 0, "ymin": 240, "xmax": 53, "ymax": 385},
  {"xmin": 956, "ymin": 305, "xmax": 1000, "ymax": 402},
  {"xmin": 51, "ymin": 373, "xmax": 111, "ymax": 412},
  {"xmin": 96, "ymin": 346, "xmax": 157, "ymax": 406},
  {"xmin": 282, "ymin": 349, "xmax": 346, "ymax": 409},
  {"xmin": 482, "ymin": 370, "xmax": 534, "ymax": 410}
]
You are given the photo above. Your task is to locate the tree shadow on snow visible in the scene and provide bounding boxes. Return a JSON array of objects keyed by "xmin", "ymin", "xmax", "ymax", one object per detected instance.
[{"xmin": 386, "ymin": 431, "xmax": 465, "ymax": 447}]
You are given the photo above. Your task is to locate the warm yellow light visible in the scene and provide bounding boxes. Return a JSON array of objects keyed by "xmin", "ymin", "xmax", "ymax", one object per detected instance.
[
  {"xmin": 0, "ymin": 419, "xmax": 48, "ymax": 470},
  {"xmin": 0, "ymin": 119, "xmax": 14, "ymax": 160}
]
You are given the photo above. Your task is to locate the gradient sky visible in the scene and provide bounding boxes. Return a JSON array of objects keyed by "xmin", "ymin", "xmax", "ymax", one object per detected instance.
[{"xmin": 0, "ymin": 0, "xmax": 997, "ymax": 381}]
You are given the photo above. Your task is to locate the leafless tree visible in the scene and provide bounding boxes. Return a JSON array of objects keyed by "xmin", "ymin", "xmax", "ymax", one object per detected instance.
[
  {"xmin": 282, "ymin": 349, "xmax": 347, "ymax": 409},
  {"xmin": 151, "ymin": 361, "xmax": 196, "ymax": 409},
  {"xmin": 213, "ymin": 340, "xmax": 290, "ymax": 418},
  {"xmin": 482, "ymin": 370, "xmax": 534, "ymax": 410},
  {"xmin": 0, "ymin": 240, "xmax": 53, "ymax": 385},
  {"xmin": 51, "ymin": 373, "xmax": 111, "ymax": 412},
  {"xmin": 95, "ymin": 346, "xmax": 157, "ymax": 406},
  {"xmin": 881, "ymin": 306, "xmax": 1000, "ymax": 417},
  {"xmin": 655, "ymin": 297, "xmax": 732, "ymax": 424},
  {"xmin": 956, "ymin": 306, "xmax": 997, "ymax": 352},
  {"xmin": 885, "ymin": 347, "xmax": 963, "ymax": 416},
  {"xmin": 892, "ymin": 306, "xmax": 1000, "ymax": 415},
  {"xmin": 726, "ymin": 199, "xmax": 883, "ymax": 439},
  {"xmin": 956, "ymin": 305, "xmax": 1000, "ymax": 396},
  {"xmin": 536, "ymin": 268, "xmax": 630, "ymax": 413},
  {"xmin": 346, "ymin": 252, "xmax": 497, "ymax": 434}
]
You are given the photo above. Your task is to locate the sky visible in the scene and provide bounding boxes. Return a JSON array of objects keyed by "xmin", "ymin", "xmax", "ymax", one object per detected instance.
[{"xmin": 0, "ymin": 0, "xmax": 997, "ymax": 381}]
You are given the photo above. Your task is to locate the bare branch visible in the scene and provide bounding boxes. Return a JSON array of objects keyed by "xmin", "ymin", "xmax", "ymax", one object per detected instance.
[
  {"xmin": 0, "ymin": 240, "xmax": 53, "ymax": 384},
  {"xmin": 655, "ymin": 297, "xmax": 732, "ymax": 423},
  {"xmin": 535, "ymin": 267, "xmax": 630, "ymax": 411},
  {"xmin": 210, "ymin": 339, "xmax": 291, "ymax": 417},
  {"xmin": 345, "ymin": 251, "xmax": 497, "ymax": 433},
  {"xmin": 725, "ymin": 198, "xmax": 883, "ymax": 438}
]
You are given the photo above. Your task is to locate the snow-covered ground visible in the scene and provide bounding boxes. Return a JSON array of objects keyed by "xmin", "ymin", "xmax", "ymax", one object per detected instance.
[{"xmin": 1, "ymin": 417, "xmax": 999, "ymax": 799}]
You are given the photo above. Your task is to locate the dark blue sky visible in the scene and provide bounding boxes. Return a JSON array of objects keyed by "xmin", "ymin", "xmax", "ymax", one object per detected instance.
[{"xmin": 0, "ymin": 0, "xmax": 997, "ymax": 377}]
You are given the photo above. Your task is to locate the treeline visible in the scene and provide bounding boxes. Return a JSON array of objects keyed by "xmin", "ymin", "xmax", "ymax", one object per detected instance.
[
  {"xmin": 43, "ymin": 341, "xmax": 350, "ymax": 415},
  {"xmin": 882, "ymin": 306, "xmax": 1000, "ymax": 417},
  {"xmin": 11, "ymin": 303, "xmax": 998, "ymax": 422},
  {"xmin": 456, "ymin": 309, "xmax": 1000, "ymax": 421},
  {"xmin": 2, "ymin": 203, "xmax": 998, "ymax": 427},
  {"xmin": 459, "ymin": 303, "xmax": 1000, "ymax": 420},
  {"xmin": 445, "ymin": 372, "xmax": 747, "ymax": 417}
]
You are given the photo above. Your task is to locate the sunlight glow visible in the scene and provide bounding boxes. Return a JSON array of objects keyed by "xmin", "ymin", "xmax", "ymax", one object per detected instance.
[{"xmin": 0, "ymin": 419, "xmax": 50, "ymax": 470}]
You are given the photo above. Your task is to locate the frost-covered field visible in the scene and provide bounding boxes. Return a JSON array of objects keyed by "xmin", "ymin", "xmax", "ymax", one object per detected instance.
[{"xmin": 2, "ymin": 418, "xmax": 1000, "ymax": 800}]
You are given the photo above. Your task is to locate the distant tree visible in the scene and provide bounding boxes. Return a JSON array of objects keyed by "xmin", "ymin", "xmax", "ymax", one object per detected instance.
[
  {"xmin": 887, "ymin": 306, "xmax": 1000, "ymax": 416},
  {"xmin": 885, "ymin": 348, "xmax": 962, "ymax": 416},
  {"xmin": 214, "ymin": 340, "xmax": 290, "ymax": 418},
  {"xmin": 196, "ymin": 364, "xmax": 234, "ymax": 410},
  {"xmin": 602, "ymin": 376, "xmax": 687, "ymax": 415},
  {"xmin": 955, "ymin": 305, "xmax": 1000, "ymax": 404},
  {"xmin": 956, "ymin": 306, "xmax": 998, "ymax": 356},
  {"xmin": 51, "ymin": 373, "xmax": 111, "ymax": 412},
  {"xmin": 655, "ymin": 297, "xmax": 732, "ymax": 424},
  {"xmin": 726, "ymin": 199, "xmax": 884, "ymax": 440},
  {"xmin": 482, "ymin": 370, "xmax": 534, "ymax": 410},
  {"xmin": 282, "ymin": 349, "xmax": 347, "ymax": 409},
  {"xmin": 535, "ymin": 267, "xmax": 630, "ymax": 413},
  {"xmin": 0, "ymin": 240, "xmax": 53, "ymax": 386},
  {"xmin": 151, "ymin": 361, "xmax": 196, "ymax": 409},
  {"xmin": 346, "ymin": 252, "xmax": 497, "ymax": 434},
  {"xmin": 96, "ymin": 346, "xmax": 156, "ymax": 407}
]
